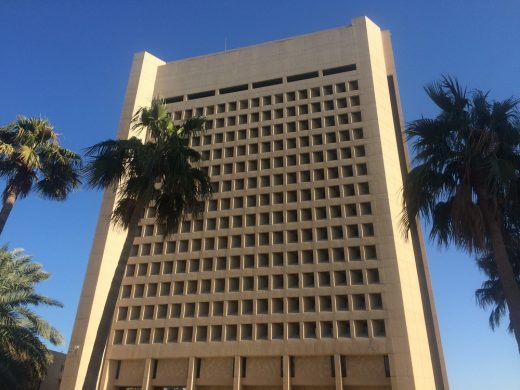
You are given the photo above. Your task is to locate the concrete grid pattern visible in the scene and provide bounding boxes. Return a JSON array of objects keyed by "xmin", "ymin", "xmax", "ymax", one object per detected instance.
[{"xmin": 60, "ymin": 17, "xmax": 447, "ymax": 390}]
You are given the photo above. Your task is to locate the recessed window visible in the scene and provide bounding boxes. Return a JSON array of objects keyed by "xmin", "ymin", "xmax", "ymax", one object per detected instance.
[
  {"xmin": 303, "ymin": 296, "xmax": 315, "ymax": 312},
  {"xmin": 354, "ymin": 320, "xmax": 369, "ymax": 338},
  {"xmin": 369, "ymin": 293, "xmax": 383, "ymax": 310},
  {"xmin": 288, "ymin": 323, "xmax": 300, "ymax": 339},
  {"xmin": 226, "ymin": 324, "xmax": 237, "ymax": 341},
  {"xmin": 352, "ymin": 294, "xmax": 366, "ymax": 310},
  {"xmin": 304, "ymin": 322, "xmax": 317, "ymax": 338}
]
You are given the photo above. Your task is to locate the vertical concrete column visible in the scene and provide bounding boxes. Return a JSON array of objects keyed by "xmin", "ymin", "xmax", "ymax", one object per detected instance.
[
  {"xmin": 141, "ymin": 358, "xmax": 153, "ymax": 390},
  {"xmin": 282, "ymin": 355, "xmax": 290, "ymax": 390},
  {"xmin": 186, "ymin": 357, "xmax": 196, "ymax": 390},
  {"xmin": 334, "ymin": 355, "xmax": 343, "ymax": 390},
  {"xmin": 233, "ymin": 355, "xmax": 241, "ymax": 390},
  {"xmin": 59, "ymin": 51, "xmax": 165, "ymax": 390},
  {"xmin": 98, "ymin": 359, "xmax": 113, "ymax": 390}
]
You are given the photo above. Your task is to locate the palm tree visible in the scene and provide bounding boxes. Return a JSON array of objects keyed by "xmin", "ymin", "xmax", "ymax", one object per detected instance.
[
  {"xmin": 82, "ymin": 98, "xmax": 212, "ymax": 389},
  {"xmin": 401, "ymin": 76, "xmax": 520, "ymax": 351},
  {"xmin": 0, "ymin": 116, "xmax": 82, "ymax": 235},
  {"xmin": 475, "ymin": 224, "xmax": 520, "ymax": 332},
  {"xmin": 476, "ymin": 253, "xmax": 520, "ymax": 333},
  {"xmin": 0, "ymin": 246, "xmax": 63, "ymax": 389}
]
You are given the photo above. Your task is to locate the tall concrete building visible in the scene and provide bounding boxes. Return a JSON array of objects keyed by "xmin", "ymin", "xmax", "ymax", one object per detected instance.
[{"xmin": 62, "ymin": 17, "xmax": 447, "ymax": 390}]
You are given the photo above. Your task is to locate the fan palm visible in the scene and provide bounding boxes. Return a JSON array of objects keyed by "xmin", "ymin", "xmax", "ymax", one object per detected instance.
[
  {"xmin": 476, "ymin": 251, "xmax": 520, "ymax": 333},
  {"xmin": 0, "ymin": 246, "xmax": 63, "ymax": 389},
  {"xmin": 475, "ymin": 223, "xmax": 520, "ymax": 332},
  {"xmin": 0, "ymin": 116, "xmax": 82, "ymax": 235},
  {"xmin": 401, "ymin": 76, "xmax": 520, "ymax": 351},
  {"xmin": 82, "ymin": 98, "xmax": 212, "ymax": 389}
]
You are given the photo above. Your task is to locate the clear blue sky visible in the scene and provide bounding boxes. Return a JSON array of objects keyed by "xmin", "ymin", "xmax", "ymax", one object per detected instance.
[{"xmin": 1, "ymin": 1, "xmax": 519, "ymax": 389}]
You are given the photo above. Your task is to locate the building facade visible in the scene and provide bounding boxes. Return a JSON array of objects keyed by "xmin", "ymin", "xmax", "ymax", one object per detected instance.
[
  {"xmin": 39, "ymin": 351, "xmax": 66, "ymax": 390},
  {"xmin": 61, "ymin": 17, "xmax": 448, "ymax": 390}
]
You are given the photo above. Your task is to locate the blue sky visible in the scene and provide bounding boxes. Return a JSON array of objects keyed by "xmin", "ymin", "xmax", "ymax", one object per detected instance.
[{"xmin": 1, "ymin": 1, "xmax": 519, "ymax": 388}]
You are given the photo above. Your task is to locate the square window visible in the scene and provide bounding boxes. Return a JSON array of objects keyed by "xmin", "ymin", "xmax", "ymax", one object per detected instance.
[
  {"xmin": 348, "ymin": 246, "xmax": 362, "ymax": 261},
  {"xmin": 303, "ymin": 273, "xmax": 315, "ymax": 288},
  {"xmin": 320, "ymin": 321, "xmax": 333, "ymax": 338},
  {"xmin": 338, "ymin": 321, "xmax": 351, "ymax": 338},
  {"xmin": 332, "ymin": 247, "xmax": 345, "ymax": 262},
  {"xmin": 372, "ymin": 319, "xmax": 386, "ymax": 337},
  {"xmin": 228, "ymin": 277, "xmax": 240, "ymax": 292},
  {"xmin": 287, "ymin": 297, "xmax": 299, "ymax": 314},
  {"xmin": 299, "ymin": 171, "xmax": 311, "ymax": 182},
  {"xmin": 257, "ymin": 299, "xmax": 268, "ymax": 314},
  {"xmin": 258, "ymin": 275, "xmax": 269, "ymax": 290},
  {"xmin": 301, "ymin": 208, "xmax": 312, "ymax": 221},
  {"xmin": 336, "ymin": 295, "xmax": 349, "ymax": 311},
  {"xmin": 303, "ymin": 296, "xmax": 315, "ymax": 312},
  {"xmin": 181, "ymin": 327, "xmax": 193, "ymax": 342},
  {"xmin": 334, "ymin": 271, "xmax": 347, "ymax": 286},
  {"xmin": 241, "ymin": 324, "xmax": 253, "ymax": 341},
  {"xmin": 302, "ymin": 229, "xmax": 313, "ymax": 242},
  {"xmin": 367, "ymin": 268, "xmax": 380, "ymax": 284},
  {"xmin": 347, "ymin": 224, "xmax": 360, "ymax": 238},
  {"xmin": 198, "ymin": 302, "xmax": 210, "ymax": 317},
  {"xmin": 362, "ymin": 223, "xmax": 375, "ymax": 237},
  {"xmin": 272, "ymin": 252, "xmax": 283, "ymax": 266},
  {"xmin": 287, "ymin": 251, "xmax": 298, "ymax": 265},
  {"xmin": 273, "ymin": 231, "xmax": 284, "ymax": 244},
  {"xmin": 243, "ymin": 276, "xmax": 254, "ymax": 291},
  {"xmin": 271, "ymin": 298, "xmax": 284, "ymax": 314},
  {"xmin": 287, "ymin": 230, "xmax": 298, "ymax": 243},
  {"xmin": 302, "ymin": 250, "xmax": 313, "ymax": 264},
  {"xmin": 242, "ymin": 299, "xmax": 254, "ymax": 315},
  {"xmin": 287, "ymin": 209, "xmax": 297, "ymax": 222},
  {"xmin": 354, "ymin": 320, "xmax": 369, "ymax": 338},
  {"xmin": 226, "ymin": 324, "xmax": 237, "ymax": 341},
  {"xmin": 272, "ymin": 274, "xmax": 283, "ymax": 289},
  {"xmin": 288, "ymin": 323, "xmax": 300, "ymax": 339},
  {"xmin": 213, "ymin": 301, "xmax": 224, "ymax": 316},
  {"xmin": 351, "ymin": 292, "xmax": 365, "ymax": 310},
  {"xmin": 211, "ymin": 325, "xmax": 222, "ymax": 342},
  {"xmin": 317, "ymin": 249, "xmax": 329, "ymax": 263},
  {"xmin": 304, "ymin": 322, "xmax": 317, "ymax": 338},
  {"xmin": 227, "ymin": 300, "xmax": 239, "ymax": 315},
  {"xmin": 287, "ymin": 274, "xmax": 299, "ymax": 289},
  {"xmin": 214, "ymin": 279, "xmax": 225, "ymax": 293},
  {"xmin": 318, "ymin": 272, "xmax": 331, "ymax": 287},
  {"xmin": 369, "ymin": 293, "xmax": 383, "ymax": 310}
]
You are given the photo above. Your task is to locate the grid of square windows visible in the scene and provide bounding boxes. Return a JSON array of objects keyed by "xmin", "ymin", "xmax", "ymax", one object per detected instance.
[
  {"xmin": 113, "ymin": 318, "xmax": 386, "ymax": 345},
  {"xmin": 112, "ymin": 76, "xmax": 388, "ymax": 346}
]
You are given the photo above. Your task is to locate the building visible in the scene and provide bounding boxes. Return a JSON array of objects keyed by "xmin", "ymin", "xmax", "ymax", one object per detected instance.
[
  {"xmin": 61, "ymin": 16, "xmax": 448, "ymax": 390},
  {"xmin": 39, "ymin": 351, "xmax": 66, "ymax": 390}
]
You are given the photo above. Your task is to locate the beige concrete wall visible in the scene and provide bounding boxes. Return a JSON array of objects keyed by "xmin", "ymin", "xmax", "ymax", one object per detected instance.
[
  {"xmin": 59, "ymin": 52, "xmax": 165, "ymax": 390},
  {"xmin": 353, "ymin": 17, "xmax": 439, "ymax": 389},
  {"xmin": 39, "ymin": 351, "xmax": 66, "ymax": 390}
]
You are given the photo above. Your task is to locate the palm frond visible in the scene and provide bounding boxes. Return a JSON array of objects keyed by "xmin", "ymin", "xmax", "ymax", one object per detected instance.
[
  {"xmin": 86, "ymin": 99, "xmax": 214, "ymax": 234},
  {"xmin": 0, "ymin": 247, "xmax": 63, "ymax": 385},
  {"xmin": 84, "ymin": 137, "xmax": 143, "ymax": 189},
  {"xmin": 180, "ymin": 116, "xmax": 207, "ymax": 137}
]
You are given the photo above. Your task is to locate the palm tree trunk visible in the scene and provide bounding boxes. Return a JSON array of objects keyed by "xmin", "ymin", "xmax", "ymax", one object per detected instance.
[
  {"xmin": 479, "ymin": 200, "xmax": 520, "ymax": 353},
  {"xmin": 0, "ymin": 186, "xmax": 17, "ymax": 235},
  {"xmin": 82, "ymin": 203, "xmax": 144, "ymax": 390}
]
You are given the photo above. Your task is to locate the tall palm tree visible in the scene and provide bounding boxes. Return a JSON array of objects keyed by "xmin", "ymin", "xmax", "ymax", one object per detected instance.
[
  {"xmin": 475, "ymin": 224, "xmax": 520, "ymax": 332},
  {"xmin": 401, "ymin": 76, "xmax": 520, "ymax": 351},
  {"xmin": 476, "ymin": 252, "xmax": 520, "ymax": 333},
  {"xmin": 0, "ymin": 117, "xmax": 82, "ymax": 234},
  {"xmin": 82, "ymin": 98, "xmax": 212, "ymax": 389},
  {"xmin": 0, "ymin": 246, "xmax": 63, "ymax": 389}
]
